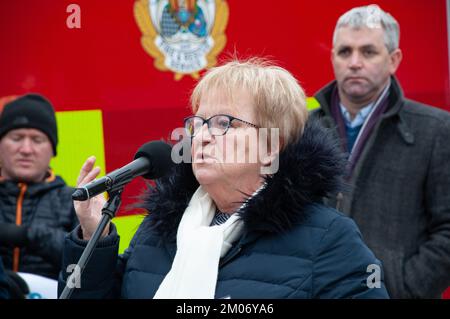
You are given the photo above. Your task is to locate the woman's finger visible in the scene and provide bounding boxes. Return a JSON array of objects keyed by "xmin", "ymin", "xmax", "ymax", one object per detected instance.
[
  {"xmin": 78, "ymin": 166, "xmax": 101, "ymax": 187},
  {"xmin": 77, "ymin": 156, "xmax": 96, "ymax": 186}
]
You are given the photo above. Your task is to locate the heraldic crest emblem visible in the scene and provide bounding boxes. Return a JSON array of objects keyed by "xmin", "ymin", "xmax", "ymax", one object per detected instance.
[{"xmin": 134, "ymin": 0, "xmax": 229, "ymax": 80}]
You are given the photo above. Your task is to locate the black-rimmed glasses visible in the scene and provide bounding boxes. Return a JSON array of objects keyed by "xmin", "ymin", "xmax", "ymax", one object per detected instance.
[{"xmin": 184, "ymin": 114, "xmax": 258, "ymax": 137}]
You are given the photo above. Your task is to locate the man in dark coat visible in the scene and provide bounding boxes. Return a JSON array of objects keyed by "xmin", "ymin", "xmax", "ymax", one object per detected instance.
[
  {"xmin": 0, "ymin": 94, "xmax": 78, "ymax": 279},
  {"xmin": 311, "ymin": 5, "xmax": 450, "ymax": 298}
]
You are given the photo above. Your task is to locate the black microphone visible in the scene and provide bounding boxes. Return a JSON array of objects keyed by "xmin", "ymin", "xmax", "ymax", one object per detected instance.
[{"xmin": 72, "ymin": 141, "xmax": 173, "ymax": 201}]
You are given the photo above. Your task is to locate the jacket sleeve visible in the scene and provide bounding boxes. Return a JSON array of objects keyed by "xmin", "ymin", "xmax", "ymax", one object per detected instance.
[
  {"xmin": 26, "ymin": 211, "xmax": 76, "ymax": 269},
  {"xmin": 58, "ymin": 223, "xmax": 132, "ymax": 299},
  {"xmin": 403, "ymin": 117, "xmax": 450, "ymax": 298},
  {"xmin": 25, "ymin": 186, "xmax": 80, "ymax": 270},
  {"xmin": 312, "ymin": 215, "xmax": 390, "ymax": 299},
  {"xmin": 0, "ymin": 257, "xmax": 10, "ymax": 299}
]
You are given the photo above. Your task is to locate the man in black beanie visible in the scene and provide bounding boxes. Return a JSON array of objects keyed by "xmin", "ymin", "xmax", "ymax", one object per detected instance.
[{"xmin": 0, "ymin": 94, "xmax": 78, "ymax": 282}]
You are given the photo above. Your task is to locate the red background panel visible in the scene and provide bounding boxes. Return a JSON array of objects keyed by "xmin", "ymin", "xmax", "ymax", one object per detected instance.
[{"xmin": 1, "ymin": 1, "xmax": 448, "ymax": 111}]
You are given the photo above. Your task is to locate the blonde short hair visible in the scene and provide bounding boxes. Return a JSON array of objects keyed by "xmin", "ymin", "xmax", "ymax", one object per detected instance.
[{"xmin": 190, "ymin": 58, "xmax": 308, "ymax": 149}]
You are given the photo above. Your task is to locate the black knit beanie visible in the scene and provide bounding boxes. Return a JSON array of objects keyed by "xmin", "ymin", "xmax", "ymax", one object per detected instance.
[{"xmin": 0, "ymin": 94, "xmax": 58, "ymax": 155}]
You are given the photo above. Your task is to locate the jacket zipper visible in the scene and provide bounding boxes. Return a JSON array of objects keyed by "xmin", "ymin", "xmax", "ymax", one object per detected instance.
[{"xmin": 13, "ymin": 183, "xmax": 27, "ymax": 272}]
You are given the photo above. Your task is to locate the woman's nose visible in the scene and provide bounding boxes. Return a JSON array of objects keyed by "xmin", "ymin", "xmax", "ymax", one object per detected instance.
[
  {"xmin": 198, "ymin": 122, "xmax": 212, "ymax": 141},
  {"xmin": 192, "ymin": 122, "xmax": 212, "ymax": 148}
]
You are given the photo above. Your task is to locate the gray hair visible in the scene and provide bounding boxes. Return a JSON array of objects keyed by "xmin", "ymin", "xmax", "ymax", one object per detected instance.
[{"xmin": 332, "ymin": 4, "xmax": 400, "ymax": 52}]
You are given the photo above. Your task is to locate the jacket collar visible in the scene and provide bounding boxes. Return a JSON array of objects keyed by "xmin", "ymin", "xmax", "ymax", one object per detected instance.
[
  {"xmin": 314, "ymin": 76, "xmax": 414, "ymax": 146},
  {"xmin": 0, "ymin": 170, "xmax": 64, "ymax": 196},
  {"xmin": 138, "ymin": 118, "xmax": 347, "ymax": 241}
]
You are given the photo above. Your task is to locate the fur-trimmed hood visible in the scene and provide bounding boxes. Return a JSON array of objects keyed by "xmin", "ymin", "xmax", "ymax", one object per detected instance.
[{"xmin": 138, "ymin": 118, "xmax": 347, "ymax": 240}]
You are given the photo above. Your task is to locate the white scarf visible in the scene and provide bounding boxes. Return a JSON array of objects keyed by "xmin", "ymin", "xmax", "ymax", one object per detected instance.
[{"xmin": 153, "ymin": 186, "xmax": 244, "ymax": 299}]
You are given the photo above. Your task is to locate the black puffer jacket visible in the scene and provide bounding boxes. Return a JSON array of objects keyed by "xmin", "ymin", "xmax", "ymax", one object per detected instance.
[
  {"xmin": 59, "ymin": 120, "xmax": 389, "ymax": 298},
  {"xmin": 0, "ymin": 174, "xmax": 78, "ymax": 279}
]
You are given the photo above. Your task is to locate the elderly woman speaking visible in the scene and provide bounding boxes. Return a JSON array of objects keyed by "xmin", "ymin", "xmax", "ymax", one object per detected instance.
[{"xmin": 59, "ymin": 59, "xmax": 389, "ymax": 299}]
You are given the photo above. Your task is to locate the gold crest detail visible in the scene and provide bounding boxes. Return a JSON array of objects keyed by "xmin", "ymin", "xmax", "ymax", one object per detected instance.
[{"xmin": 134, "ymin": 0, "xmax": 229, "ymax": 80}]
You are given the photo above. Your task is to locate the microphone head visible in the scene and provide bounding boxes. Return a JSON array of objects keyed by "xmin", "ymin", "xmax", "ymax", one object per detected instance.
[
  {"xmin": 134, "ymin": 141, "xmax": 174, "ymax": 179},
  {"xmin": 72, "ymin": 188, "xmax": 87, "ymax": 201}
]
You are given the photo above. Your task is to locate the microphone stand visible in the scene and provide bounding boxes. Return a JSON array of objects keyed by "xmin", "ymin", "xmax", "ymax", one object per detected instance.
[{"xmin": 59, "ymin": 188, "xmax": 123, "ymax": 299}]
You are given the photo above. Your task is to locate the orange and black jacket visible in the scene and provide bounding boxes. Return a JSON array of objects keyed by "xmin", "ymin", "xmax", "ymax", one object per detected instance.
[{"xmin": 0, "ymin": 174, "xmax": 78, "ymax": 279}]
